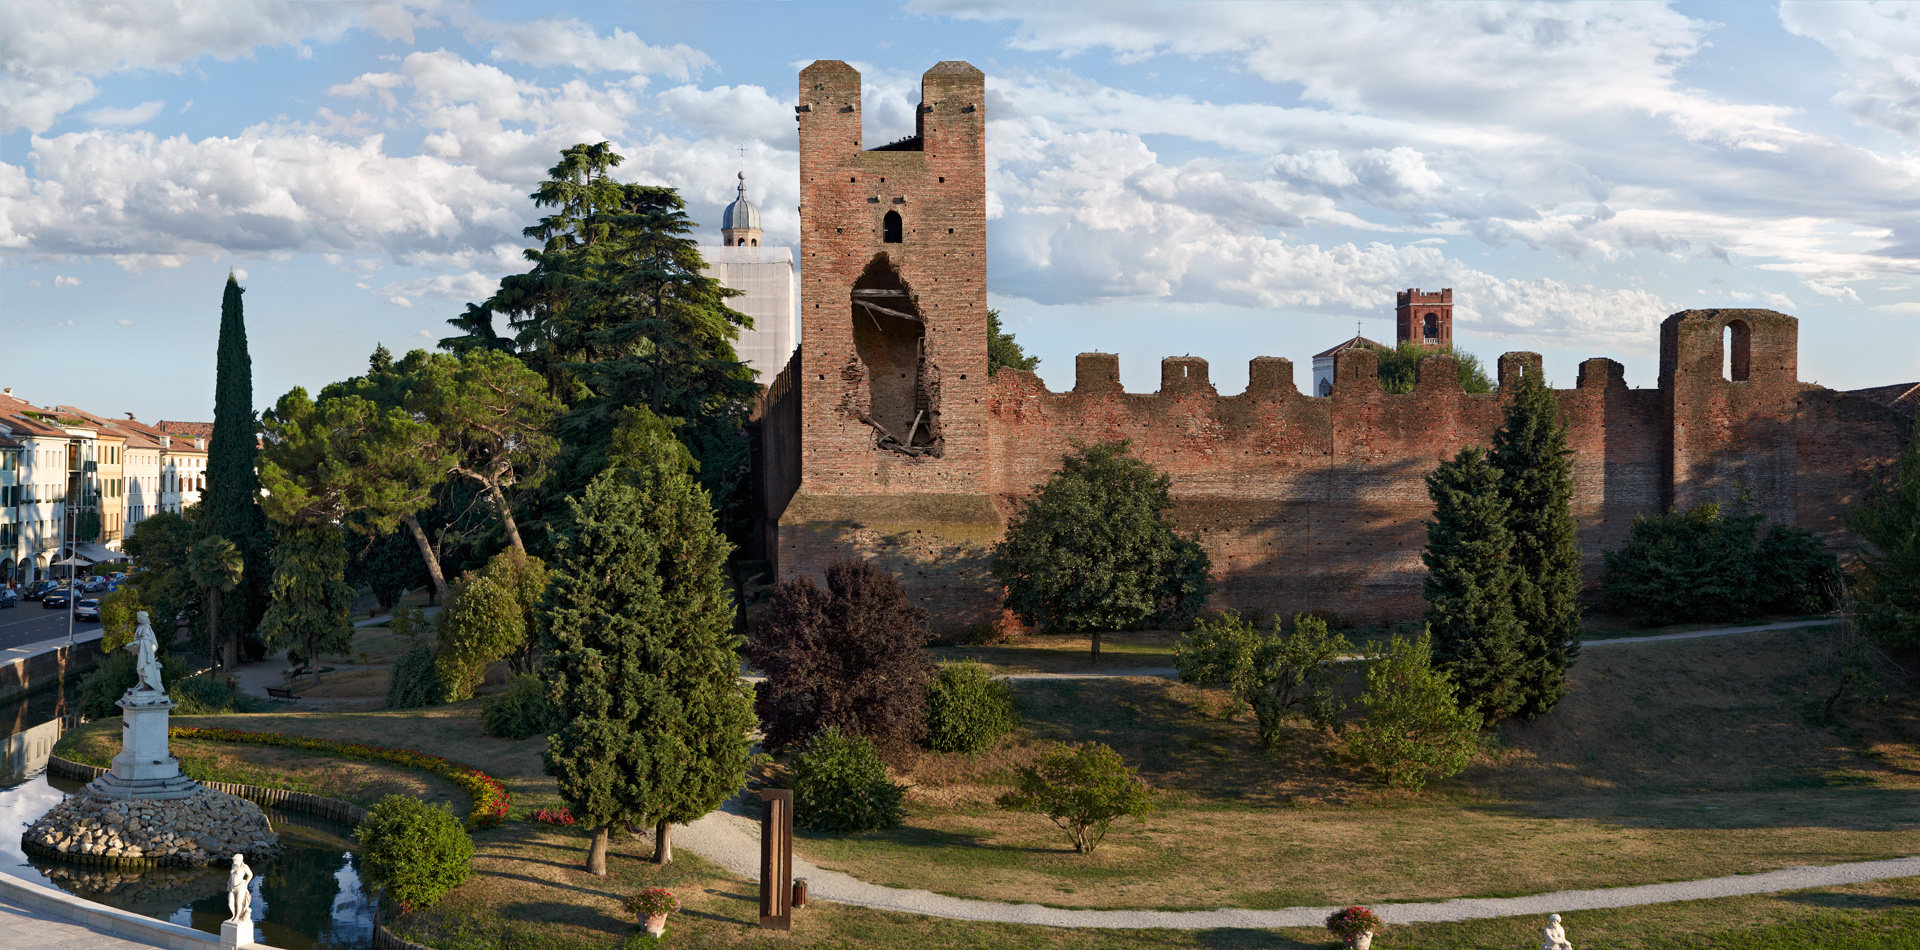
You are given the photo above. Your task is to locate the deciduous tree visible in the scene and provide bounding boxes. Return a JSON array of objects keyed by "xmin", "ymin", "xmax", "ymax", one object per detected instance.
[
  {"xmin": 993, "ymin": 441, "xmax": 1211, "ymax": 659},
  {"xmin": 1175, "ymin": 610, "xmax": 1350, "ymax": 751},
  {"xmin": 747, "ymin": 559, "xmax": 935, "ymax": 760},
  {"xmin": 1344, "ymin": 631, "xmax": 1481, "ymax": 791},
  {"xmin": 542, "ymin": 408, "xmax": 755, "ymax": 873}
]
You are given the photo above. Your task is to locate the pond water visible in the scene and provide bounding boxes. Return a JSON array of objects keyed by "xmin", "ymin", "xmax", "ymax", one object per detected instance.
[{"xmin": 0, "ymin": 687, "xmax": 376, "ymax": 950}]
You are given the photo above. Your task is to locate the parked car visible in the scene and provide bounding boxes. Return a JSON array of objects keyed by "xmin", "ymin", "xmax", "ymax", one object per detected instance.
[
  {"xmin": 23, "ymin": 580, "xmax": 55, "ymax": 601},
  {"xmin": 74, "ymin": 599, "xmax": 101, "ymax": 622},
  {"xmin": 82, "ymin": 577, "xmax": 109, "ymax": 593},
  {"xmin": 43, "ymin": 589, "xmax": 70, "ymax": 609},
  {"xmin": 0, "ymin": 589, "xmax": 17, "ymax": 608}
]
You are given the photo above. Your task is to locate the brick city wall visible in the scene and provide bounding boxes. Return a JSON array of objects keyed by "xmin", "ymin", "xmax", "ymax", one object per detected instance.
[{"xmin": 769, "ymin": 61, "xmax": 1915, "ymax": 628}]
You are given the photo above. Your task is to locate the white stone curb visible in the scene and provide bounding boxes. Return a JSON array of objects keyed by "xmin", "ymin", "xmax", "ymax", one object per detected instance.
[{"xmin": 0, "ymin": 869, "xmax": 277, "ymax": 948}]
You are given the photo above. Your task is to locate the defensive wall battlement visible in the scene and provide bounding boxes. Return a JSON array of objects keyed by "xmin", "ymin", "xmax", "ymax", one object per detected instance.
[{"xmin": 759, "ymin": 59, "xmax": 1914, "ymax": 627}]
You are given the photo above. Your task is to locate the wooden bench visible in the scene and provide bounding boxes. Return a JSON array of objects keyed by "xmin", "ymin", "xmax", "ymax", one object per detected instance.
[{"xmin": 265, "ymin": 686, "xmax": 297, "ymax": 702}]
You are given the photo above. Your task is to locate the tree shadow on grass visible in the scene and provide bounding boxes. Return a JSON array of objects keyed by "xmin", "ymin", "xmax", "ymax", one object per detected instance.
[
  {"xmin": 1463, "ymin": 786, "xmax": 1920, "ymax": 833},
  {"xmin": 1777, "ymin": 893, "xmax": 1920, "ymax": 910},
  {"xmin": 500, "ymin": 901, "xmax": 628, "ymax": 935},
  {"xmin": 1189, "ymin": 928, "xmax": 1327, "ymax": 949}
]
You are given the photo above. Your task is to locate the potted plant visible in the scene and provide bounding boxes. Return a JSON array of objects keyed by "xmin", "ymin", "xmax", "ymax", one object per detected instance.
[
  {"xmin": 624, "ymin": 888, "xmax": 681, "ymax": 938},
  {"xmin": 1326, "ymin": 905, "xmax": 1383, "ymax": 949}
]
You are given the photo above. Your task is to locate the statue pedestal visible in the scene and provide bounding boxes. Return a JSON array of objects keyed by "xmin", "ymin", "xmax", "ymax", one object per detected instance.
[
  {"xmin": 221, "ymin": 918, "xmax": 253, "ymax": 948},
  {"xmin": 84, "ymin": 690, "xmax": 200, "ymax": 801}
]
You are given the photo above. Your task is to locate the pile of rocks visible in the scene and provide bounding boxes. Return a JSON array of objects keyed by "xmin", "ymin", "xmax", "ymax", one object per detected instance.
[{"xmin": 23, "ymin": 788, "xmax": 280, "ymax": 865}]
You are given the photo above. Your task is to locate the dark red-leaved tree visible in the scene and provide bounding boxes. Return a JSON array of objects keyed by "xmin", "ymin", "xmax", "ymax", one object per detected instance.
[{"xmin": 747, "ymin": 559, "xmax": 934, "ymax": 761}]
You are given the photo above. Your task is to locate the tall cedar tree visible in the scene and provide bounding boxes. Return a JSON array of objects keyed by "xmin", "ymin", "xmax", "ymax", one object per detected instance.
[
  {"xmin": 1422, "ymin": 445, "xmax": 1526, "ymax": 726},
  {"xmin": 258, "ymin": 522, "xmax": 356, "ymax": 684},
  {"xmin": 443, "ymin": 143, "xmax": 758, "ymax": 545},
  {"xmin": 204, "ymin": 275, "xmax": 273, "ymax": 657},
  {"xmin": 1486, "ymin": 371, "xmax": 1582, "ymax": 717},
  {"xmin": 987, "ymin": 309, "xmax": 1040, "ymax": 376},
  {"xmin": 746, "ymin": 559, "xmax": 936, "ymax": 761},
  {"xmin": 992, "ymin": 441, "xmax": 1211, "ymax": 660},
  {"xmin": 542, "ymin": 408, "xmax": 756, "ymax": 873},
  {"xmin": 1848, "ymin": 413, "xmax": 1920, "ymax": 648}
]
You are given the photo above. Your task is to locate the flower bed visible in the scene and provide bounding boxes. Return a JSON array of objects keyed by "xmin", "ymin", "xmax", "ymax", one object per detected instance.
[{"xmin": 170, "ymin": 727, "xmax": 511, "ymax": 828}]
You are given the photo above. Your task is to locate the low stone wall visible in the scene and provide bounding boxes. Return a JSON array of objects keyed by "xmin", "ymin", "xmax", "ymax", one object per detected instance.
[
  {"xmin": 0, "ymin": 632, "xmax": 105, "ymax": 703},
  {"xmin": 0, "ymin": 871, "xmax": 228, "ymax": 949},
  {"xmin": 48, "ymin": 754, "xmax": 369, "ymax": 824}
]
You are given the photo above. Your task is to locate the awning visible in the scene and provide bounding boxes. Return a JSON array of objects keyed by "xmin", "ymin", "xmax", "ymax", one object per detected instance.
[{"xmin": 65, "ymin": 543, "xmax": 128, "ymax": 564}]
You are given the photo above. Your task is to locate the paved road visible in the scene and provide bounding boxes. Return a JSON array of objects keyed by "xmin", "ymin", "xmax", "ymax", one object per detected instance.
[{"xmin": 0, "ymin": 602, "xmax": 98, "ymax": 652}]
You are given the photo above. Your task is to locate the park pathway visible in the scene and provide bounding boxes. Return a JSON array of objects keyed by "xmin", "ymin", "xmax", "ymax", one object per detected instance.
[{"xmin": 676, "ymin": 801, "xmax": 1918, "ymax": 928}]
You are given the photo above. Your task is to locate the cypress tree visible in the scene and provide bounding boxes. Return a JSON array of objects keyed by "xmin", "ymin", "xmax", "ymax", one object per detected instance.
[
  {"xmin": 1487, "ymin": 371, "xmax": 1582, "ymax": 717},
  {"xmin": 205, "ymin": 274, "xmax": 273, "ymax": 657},
  {"xmin": 542, "ymin": 408, "xmax": 756, "ymax": 873},
  {"xmin": 1422, "ymin": 445, "xmax": 1525, "ymax": 727}
]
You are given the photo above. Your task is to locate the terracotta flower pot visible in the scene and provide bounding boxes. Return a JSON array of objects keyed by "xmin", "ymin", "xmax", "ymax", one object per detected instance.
[{"xmin": 643, "ymin": 913, "xmax": 668, "ymax": 937}]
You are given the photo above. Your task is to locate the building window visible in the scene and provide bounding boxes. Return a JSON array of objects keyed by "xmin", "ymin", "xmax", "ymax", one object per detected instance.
[
  {"xmin": 1423, "ymin": 312, "xmax": 1439, "ymax": 341},
  {"xmin": 882, "ymin": 210, "xmax": 903, "ymax": 244}
]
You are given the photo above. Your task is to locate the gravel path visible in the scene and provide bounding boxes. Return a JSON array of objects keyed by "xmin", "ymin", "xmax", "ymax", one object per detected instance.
[{"xmin": 677, "ymin": 801, "xmax": 1918, "ymax": 928}]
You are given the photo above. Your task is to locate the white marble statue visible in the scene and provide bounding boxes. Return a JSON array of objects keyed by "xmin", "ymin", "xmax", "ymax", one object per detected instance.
[
  {"xmin": 1542, "ymin": 913, "xmax": 1573, "ymax": 950},
  {"xmin": 128, "ymin": 610, "xmax": 166, "ymax": 697},
  {"xmin": 227, "ymin": 854, "xmax": 254, "ymax": 923}
]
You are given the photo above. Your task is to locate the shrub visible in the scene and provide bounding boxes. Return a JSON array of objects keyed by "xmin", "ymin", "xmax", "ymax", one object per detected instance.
[
  {"xmin": 1175, "ymin": 610, "xmax": 1349, "ymax": 751},
  {"xmin": 170, "ymin": 674, "xmax": 268, "ymax": 715},
  {"xmin": 387, "ymin": 641, "xmax": 448, "ymax": 709},
  {"xmin": 996, "ymin": 742, "xmax": 1153, "ymax": 854},
  {"xmin": 747, "ymin": 559, "xmax": 935, "ymax": 760},
  {"xmin": 79, "ymin": 652, "xmax": 192, "ymax": 719},
  {"xmin": 481, "ymin": 674, "xmax": 558, "ymax": 739},
  {"xmin": 923, "ymin": 662, "xmax": 1020, "ymax": 753},
  {"xmin": 438, "ymin": 550, "xmax": 551, "ymax": 699},
  {"xmin": 1602, "ymin": 495, "xmax": 1839, "ymax": 625},
  {"xmin": 1344, "ymin": 631, "xmax": 1481, "ymax": 791},
  {"xmin": 789, "ymin": 727, "xmax": 905, "ymax": 834},
  {"xmin": 98, "ymin": 588, "xmax": 147, "ymax": 654},
  {"xmin": 356, "ymin": 795, "xmax": 474, "ymax": 910}
]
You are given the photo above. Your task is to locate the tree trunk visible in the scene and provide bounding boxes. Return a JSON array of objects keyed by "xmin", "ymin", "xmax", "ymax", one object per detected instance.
[
  {"xmin": 586, "ymin": 825, "xmax": 610, "ymax": 876},
  {"xmin": 399, "ymin": 513, "xmax": 448, "ymax": 602},
  {"xmin": 484, "ymin": 481, "xmax": 524, "ymax": 552},
  {"xmin": 1090, "ymin": 630, "xmax": 1102, "ymax": 662},
  {"xmin": 653, "ymin": 819, "xmax": 673, "ymax": 865},
  {"xmin": 207, "ymin": 588, "xmax": 225, "ymax": 676}
]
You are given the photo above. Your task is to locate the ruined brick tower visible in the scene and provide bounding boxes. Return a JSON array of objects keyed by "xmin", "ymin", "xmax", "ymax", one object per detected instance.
[
  {"xmin": 778, "ymin": 60, "xmax": 997, "ymax": 603},
  {"xmin": 1397, "ymin": 288, "xmax": 1453, "ymax": 347}
]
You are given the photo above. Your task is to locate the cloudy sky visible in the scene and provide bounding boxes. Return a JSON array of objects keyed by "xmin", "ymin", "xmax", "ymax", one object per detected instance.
[{"xmin": 4, "ymin": 1, "xmax": 1917, "ymax": 421}]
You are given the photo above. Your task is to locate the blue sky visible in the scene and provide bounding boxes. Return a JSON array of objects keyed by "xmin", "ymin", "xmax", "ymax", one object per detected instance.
[{"xmin": 4, "ymin": 1, "xmax": 1917, "ymax": 422}]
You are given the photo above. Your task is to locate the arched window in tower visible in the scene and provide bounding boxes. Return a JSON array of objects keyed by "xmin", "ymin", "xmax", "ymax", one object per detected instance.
[
  {"xmin": 1724, "ymin": 320, "xmax": 1751, "ymax": 381},
  {"xmin": 883, "ymin": 210, "xmax": 903, "ymax": 243},
  {"xmin": 1423, "ymin": 312, "xmax": 1439, "ymax": 342}
]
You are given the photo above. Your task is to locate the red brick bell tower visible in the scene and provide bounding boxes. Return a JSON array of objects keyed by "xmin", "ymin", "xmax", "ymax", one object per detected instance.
[{"xmin": 1396, "ymin": 288, "xmax": 1452, "ymax": 348}]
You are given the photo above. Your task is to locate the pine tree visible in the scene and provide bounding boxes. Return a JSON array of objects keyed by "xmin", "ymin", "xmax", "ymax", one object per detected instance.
[
  {"xmin": 205, "ymin": 274, "xmax": 273, "ymax": 658},
  {"xmin": 1422, "ymin": 445, "xmax": 1525, "ymax": 726},
  {"xmin": 1487, "ymin": 371, "xmax": 1582, "ymax": 717},
  {"xmin": 542, "ymin": 408, "xmax": 756, "ymax": 873},
  {"xmin": 259, "ymin": 522, "xmax": 355, "ymax": 685}
]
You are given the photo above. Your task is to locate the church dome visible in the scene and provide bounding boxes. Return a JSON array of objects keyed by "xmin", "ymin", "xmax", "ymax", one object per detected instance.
[{"xmin": 722, "ymin": 171, "xmax": 761, "ymax": 232}]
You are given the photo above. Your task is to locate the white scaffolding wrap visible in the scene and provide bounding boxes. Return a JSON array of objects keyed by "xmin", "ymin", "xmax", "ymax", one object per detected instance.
[{"xmin": 702, "ymin": 245, "xmax": 799, "ymax": 383}]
